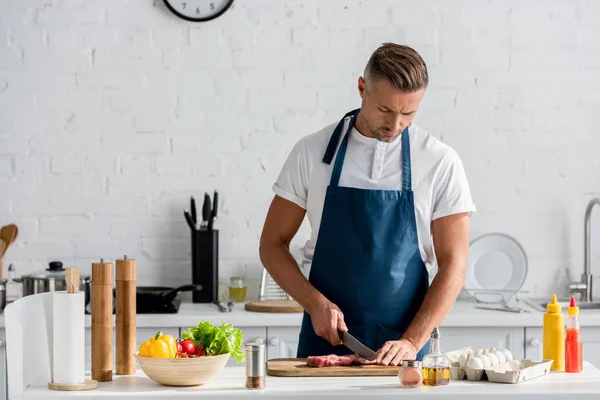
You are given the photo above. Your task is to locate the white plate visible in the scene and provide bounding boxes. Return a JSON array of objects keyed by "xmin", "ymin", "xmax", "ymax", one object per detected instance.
[{"xmin": 465, "ymin": 233, "xmax": 528, "ymax": 302}]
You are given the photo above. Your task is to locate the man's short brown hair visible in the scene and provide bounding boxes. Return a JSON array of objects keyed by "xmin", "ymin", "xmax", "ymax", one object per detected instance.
[{"xmin": 363, "ymin": 43, "xmax": 429, "ymax": 92}]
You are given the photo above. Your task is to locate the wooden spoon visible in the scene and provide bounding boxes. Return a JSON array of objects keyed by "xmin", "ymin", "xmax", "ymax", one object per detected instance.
[{"xmin": 0, "ymin": 224, "xmax": 18, "ymax": 258}]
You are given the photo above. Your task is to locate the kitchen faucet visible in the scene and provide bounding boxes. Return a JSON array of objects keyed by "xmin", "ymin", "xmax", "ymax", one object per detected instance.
[{"xmin": 570, "ymin": 198, "xmax": 600, "ymax": 303}]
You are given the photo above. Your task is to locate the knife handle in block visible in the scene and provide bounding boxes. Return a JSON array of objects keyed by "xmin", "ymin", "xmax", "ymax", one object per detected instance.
[{"xmin": 66, "ymin": 267, "xmax": 79, "ymax": 294}]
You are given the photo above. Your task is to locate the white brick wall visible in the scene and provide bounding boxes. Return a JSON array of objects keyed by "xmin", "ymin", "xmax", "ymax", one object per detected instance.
[{"xmin": 1, "ymin": 0, "xmax": 600, "ymax": 300}]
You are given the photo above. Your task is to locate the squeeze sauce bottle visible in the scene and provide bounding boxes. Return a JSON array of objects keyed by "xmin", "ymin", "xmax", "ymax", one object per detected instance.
[
  {"xmin": 543, "ymin": 294, "xmax": 565, "ymax": 371},
  {"xmin": 565, "ymin": 296, "xmax": 583, "ymax": 372}
]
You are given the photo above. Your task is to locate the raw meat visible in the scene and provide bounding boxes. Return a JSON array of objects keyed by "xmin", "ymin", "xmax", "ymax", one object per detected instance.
[{"xmin": 306, "ymin": 354, "xmax": 376, "ymax": 367}]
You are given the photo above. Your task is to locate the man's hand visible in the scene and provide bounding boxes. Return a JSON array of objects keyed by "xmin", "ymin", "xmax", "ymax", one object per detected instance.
[
  {"xmin": 308, "ymin": 298, "xmax": 348, "ymax": 346},
  {"xmin": 376, "ymin": 339, "xmax": 418, "ymax": 366}
]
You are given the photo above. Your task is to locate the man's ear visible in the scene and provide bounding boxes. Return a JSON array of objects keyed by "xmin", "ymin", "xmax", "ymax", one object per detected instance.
[{"xmin": 358, "ymin": 76, "xmax": 367, "ymax": 98}]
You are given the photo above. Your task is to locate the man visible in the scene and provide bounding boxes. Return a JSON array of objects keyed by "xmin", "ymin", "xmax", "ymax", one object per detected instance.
[{"xmin": 259, "ymin": 43, "xmax": 475, "ymax": 366}]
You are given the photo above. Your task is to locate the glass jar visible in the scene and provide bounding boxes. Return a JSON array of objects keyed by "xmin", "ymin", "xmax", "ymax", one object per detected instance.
[
  {"xmin": 398, "ymin": 360, "xmax": 423, "ymax": 388},
  {"xmin": 245, "ymin": 342, "xmax": 266, "ymax": 389},
  {"xmin": 421, "ymin": 327, "xmax": 451, "ymax": 386},
  {"xmin": 229, "ymin": 276, "xmax": 247, "ymax": 303}
]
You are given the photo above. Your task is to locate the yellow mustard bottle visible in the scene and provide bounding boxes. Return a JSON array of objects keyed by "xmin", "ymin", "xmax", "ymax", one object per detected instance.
[{"xmin": 543, "ymin": 294, "xmax": 565, "ymax": 371}]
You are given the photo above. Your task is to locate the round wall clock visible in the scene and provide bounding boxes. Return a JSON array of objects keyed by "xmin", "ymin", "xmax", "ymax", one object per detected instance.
[{"xmin": 163, "ymin": 0, "xmax": 234, "ymax": 22}]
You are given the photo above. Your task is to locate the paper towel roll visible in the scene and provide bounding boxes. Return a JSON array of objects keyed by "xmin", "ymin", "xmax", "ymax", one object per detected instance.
[{"xmin": 52, "ymin": 292, "xmax": 85, "ymax": 385}]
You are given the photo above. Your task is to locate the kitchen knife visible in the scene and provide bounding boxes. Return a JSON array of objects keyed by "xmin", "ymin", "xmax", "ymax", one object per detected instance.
[
  {"xmin": 190, "ymin": 196, "xmax": 197, "ymax": 226},
  {"xmin": 183, "ymin": 209, "xmax": 196, "ymax": 231},
  {"xmin": 202, "ymin": 192, "xmax": 211, "ymax": 229},
  {"xmin": 212, "ymin": 190, "xmax": 218, "ymax": 218},
  {"xmin": 339, "ymin": 331, "xmax": 378, "ymax": 361},
  {"xmin": 208, "ymin": 190, "xmax": 218, "ymax": 231}
]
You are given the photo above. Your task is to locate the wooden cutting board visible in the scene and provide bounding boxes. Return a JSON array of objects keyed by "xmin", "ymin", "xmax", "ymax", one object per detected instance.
[
  {"xmin": 244, "ymin": 300, "xmax": 304, "ymax": 313},
  {"xmin": 267, "ymin": 358, "xmax": 400, "ymax": 377}
]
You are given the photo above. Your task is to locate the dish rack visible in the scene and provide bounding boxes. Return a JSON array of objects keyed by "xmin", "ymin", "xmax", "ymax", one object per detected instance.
[{"xmin": 259, "ymin": 268, "xmax": 293, "ymax": 301}]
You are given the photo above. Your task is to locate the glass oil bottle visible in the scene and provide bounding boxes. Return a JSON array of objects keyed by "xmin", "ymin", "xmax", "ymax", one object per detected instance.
[{"xmin": 421, "ymin": 327, "xmax": 451, "ymax": 386}]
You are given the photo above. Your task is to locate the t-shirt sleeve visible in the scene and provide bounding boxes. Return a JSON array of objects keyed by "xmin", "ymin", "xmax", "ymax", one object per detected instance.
[
  {"xmin": 271, "ymin": 139, "xmax": 309, "ymax": 210},
  {"xmin": 431, "ymin": 150, "xmax": 476, "ymax": 220}
]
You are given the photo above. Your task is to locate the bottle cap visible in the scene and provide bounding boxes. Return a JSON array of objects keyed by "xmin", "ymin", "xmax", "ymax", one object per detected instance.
[
  {"xmin": 431, "ymin": 327, "xmax": 440, "ymax": 339},
  {"xmin": 568, "ymin": 296, "xmax": 579, "ymax": 316},
  {"xmin": 546, "ymin": 294, "xmax": 562, "ymax": 313}
]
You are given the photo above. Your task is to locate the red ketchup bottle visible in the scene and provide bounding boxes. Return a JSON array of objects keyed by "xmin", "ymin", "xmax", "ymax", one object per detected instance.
[{"xmin": 565, "ymin": 296, "xmax": 582, "ymax": 373}]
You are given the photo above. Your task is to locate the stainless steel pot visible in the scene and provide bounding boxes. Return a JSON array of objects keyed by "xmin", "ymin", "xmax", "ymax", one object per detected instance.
[{"xmin": 13, "ymin": 261, "xmax": 91, "ymax": 306}]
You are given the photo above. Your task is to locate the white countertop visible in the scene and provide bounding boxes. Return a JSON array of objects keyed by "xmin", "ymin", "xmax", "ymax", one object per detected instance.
[
  {"xmin": 23, "ymin": 362, "xmax": 600, "ymax": 399},
  {"xmin": 2, "ymin": 298, "xmax": 600, "ymax": 329}
]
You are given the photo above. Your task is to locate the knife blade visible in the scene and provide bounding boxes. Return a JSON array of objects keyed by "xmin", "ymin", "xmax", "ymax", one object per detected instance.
[
  {"xmin": 339, "ymin": 331, "xmax": 378, "ymax": 361},
  {"xmin": 183, "ymin": 209, "xmax": 196, "ymax": 232},
  {"xmin": 190, "ymin": 196, "xmax": 197, "ymax": 225},
  {"xmin": 202, "ymin": 192, "xmax": 211, "ymax": 228}
]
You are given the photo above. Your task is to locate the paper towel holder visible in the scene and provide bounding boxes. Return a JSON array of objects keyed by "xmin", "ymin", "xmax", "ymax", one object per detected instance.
[{"xmin": 48, "ymin": 267, "xmax": 99, "ymax": 392}]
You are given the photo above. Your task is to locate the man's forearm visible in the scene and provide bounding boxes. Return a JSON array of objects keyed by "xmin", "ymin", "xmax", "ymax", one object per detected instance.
[
  {"xmin": 259, "ymin": 242, "xmax": 325, "ymax": 313},
  {"xmin": 401, "ymin": 263, "xmax": 466, "ymax": 351}
]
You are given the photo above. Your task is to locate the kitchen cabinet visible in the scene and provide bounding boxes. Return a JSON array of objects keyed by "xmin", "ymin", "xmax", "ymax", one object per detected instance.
[
  {"xmin": 525, "ymin": 327, "xmax": 600, "ymax": 367},
  {"xmin": 440, "ymin": 327, "xmax": 525, "ymax": 359},
  {"xmin": 225, "ymin": 327, "xmax": 266, "ymax": 367},
  {"xmin": 266, "ymin": 327, "xmax": 300, "ymax": 359},
  {"xmin": 84, "ymin": 327, "xmax": 179, "ymax": 371}
]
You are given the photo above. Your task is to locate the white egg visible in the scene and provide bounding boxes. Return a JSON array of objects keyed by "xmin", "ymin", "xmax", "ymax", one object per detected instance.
[
  {"xmin": 493, "ymin": 350, "xmax": 507, "ymax": 364},
  {"xmin": 458, "ymin": 354, "xmax": 469, "ymax": 367},
  {"xmin": 479, "ymin": 354, "xmax": 492, "ymax": 368},
  {"xmin": 467, "ymin": 356, "xmax": 484, "ymax": 370},
  {"xmin": 501, "ymin": 349, "xmax": 513, "ymax": 361},
  {"xmin": 487, "ymin": 352, "xmax": 499, "ymax": 366}
]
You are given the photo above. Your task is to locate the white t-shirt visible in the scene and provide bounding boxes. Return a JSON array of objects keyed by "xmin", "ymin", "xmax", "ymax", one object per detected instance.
[{"xmin": 272, "ymin": 116, "xmax": 476, "ymax": 273}]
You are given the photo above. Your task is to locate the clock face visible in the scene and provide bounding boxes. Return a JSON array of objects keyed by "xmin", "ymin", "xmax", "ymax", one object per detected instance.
[{"xmin": 163, "ymin": 0, "xmax": 234, "ymax": 22}]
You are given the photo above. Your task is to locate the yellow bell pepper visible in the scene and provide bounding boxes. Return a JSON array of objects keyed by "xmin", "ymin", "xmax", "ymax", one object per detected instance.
[{"xmin": 138, "ymin": 331, "xmax": 177, "ymax": 358}]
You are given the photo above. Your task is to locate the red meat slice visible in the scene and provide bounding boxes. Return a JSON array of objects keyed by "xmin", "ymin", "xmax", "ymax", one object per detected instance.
[{"xmin": 306, "ymin": 354, "xmax": 377, "ymax": 367}]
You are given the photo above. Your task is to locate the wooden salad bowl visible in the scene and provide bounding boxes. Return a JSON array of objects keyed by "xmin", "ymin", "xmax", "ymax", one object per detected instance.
[{"xmin": 134, "ymin": 352, "xmax": 230, "ymax": 386}]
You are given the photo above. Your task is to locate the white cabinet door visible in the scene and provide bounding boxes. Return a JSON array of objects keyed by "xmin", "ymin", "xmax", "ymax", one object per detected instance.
[
  {"xmin": 84, "ymin": 327, "xmax": 179, "ymax": 371},
  {"xmin": 266, "ymin": 327, "xmax": 300, "ymax": 360},
  {"xmin": 439, "ymin": 327, "xmax": 525, "ymax": 359},
  {"xmin": 0, "ymin": 330, "xmax": 5, "ymax": 400},
  {"xmin": 526, "ymin": 327, "xmax": 600, "ymax": 368},
  {"xmin": 226, "ymin": 327, "xmax": 266, "ymax": 367}
]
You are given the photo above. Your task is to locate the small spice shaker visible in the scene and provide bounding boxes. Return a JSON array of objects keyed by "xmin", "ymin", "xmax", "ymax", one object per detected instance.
[
  {"xmin": 398, "ymin": 360, "xmax": 423, "ymax": 388},
  {"xmin": 245, "ymin": 342, "xmax": 266, "ymax": 389}
]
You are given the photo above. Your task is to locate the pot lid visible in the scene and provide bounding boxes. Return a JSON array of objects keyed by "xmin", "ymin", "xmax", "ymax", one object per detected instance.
[{"xmin": 22, "ymin": 261, "xmax": 90, "ymax": 280}]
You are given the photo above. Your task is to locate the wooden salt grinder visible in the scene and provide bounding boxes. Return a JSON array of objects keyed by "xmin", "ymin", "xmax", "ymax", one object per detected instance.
[
  {"xmin": 116, "ymin": 255, "xmax": 136, "ymax": 375},
  {"xmin": 91, "ymin": 259, "xmax": 113, "ymax": 382}
]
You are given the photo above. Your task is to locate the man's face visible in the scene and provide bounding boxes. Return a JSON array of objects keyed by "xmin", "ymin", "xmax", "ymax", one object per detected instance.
[{"xmin": 357, "ymin": 77, "xmax": 425, "ymax": 143}]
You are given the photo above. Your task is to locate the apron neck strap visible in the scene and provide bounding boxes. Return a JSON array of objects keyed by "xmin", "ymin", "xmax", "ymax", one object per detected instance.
[
  {"xmin": 322, "ymin": 108, "xmax": 360, "ymax": 165},
  {"xmin": 401, "ymin": 125, "xmax": 411, "ymax": 191},
  {"xmin": 323, "ymin": 109, "xmax": 412, "ymax": 190},
  {"xmin": 328, "ymin": 110, "xmax": 360, "ymax": 187}
]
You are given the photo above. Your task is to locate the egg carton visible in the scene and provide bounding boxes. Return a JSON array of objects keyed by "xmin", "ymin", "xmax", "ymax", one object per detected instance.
[{"xmin": 444, "ymin": 347, "xmax": 552, "ymax": 384}]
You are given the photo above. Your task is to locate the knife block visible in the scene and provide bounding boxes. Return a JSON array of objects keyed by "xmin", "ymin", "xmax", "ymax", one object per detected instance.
[{"xmin": 191, "ymin": 229, "xmax": 218, "ymax": 303}]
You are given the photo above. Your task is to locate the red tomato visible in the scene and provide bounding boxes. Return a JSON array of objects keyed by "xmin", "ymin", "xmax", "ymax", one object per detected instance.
[
  {"xmin": 180, "ymin": 340, "xmax": 196, "ymax": 355},
  {"xmin": 176, "ymin": 342, "xmax": 183, "ymax": 353},
  {"xmin": 177, "ymin": 352, "xmax": 189, "ymax": 358},
  {"xmin": 195, "ymin": 344, "xmax": 205, "ymax": 357}
]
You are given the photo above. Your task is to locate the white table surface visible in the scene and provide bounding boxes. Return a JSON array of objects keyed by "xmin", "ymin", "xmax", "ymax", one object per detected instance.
[{"xmin": 23, "ymin": 362, "xmax": 600, "ymax": 399}]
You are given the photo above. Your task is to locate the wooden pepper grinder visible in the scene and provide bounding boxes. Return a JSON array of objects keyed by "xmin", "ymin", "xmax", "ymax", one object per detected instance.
[
  {"xmin": 116, "ymin": 255, "xmax": 136, "ymax": 375},
  {"xmin": 91, "ymin": 259, "xmax": 113, "ymax": 382}
]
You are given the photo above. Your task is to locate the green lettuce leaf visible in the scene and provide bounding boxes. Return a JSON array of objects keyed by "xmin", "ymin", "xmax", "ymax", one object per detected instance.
[{"xmin": 181, "ymin": 321, "xmax": 245, "ymax": 363}]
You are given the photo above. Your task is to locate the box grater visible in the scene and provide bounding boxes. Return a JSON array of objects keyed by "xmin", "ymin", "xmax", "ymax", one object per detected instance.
[{"xmin": 259, "ymin": 268, "xmax": 292, "ymax": 300}]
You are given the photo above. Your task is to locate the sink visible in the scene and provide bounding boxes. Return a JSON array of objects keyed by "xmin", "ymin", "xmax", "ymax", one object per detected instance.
[{"xmin": 528, "ymin": 299, "xmax": 600, "ymax": 312}]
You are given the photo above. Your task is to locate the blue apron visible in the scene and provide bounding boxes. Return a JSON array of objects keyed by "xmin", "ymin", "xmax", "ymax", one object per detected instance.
[{"xmin": 297, "ymin": 108, "xmax": 430, "ymax": 360}]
